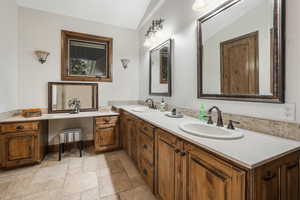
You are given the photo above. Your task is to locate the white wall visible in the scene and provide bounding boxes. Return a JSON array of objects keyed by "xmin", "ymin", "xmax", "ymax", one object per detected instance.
[
  {"xmin": 18, "ymin": 7, "xmax": 140, "ymax": 109},
  {"xmin": 139, "ymin": 0, "xmax": 300, "ymax": 123},
  {"xmin": 0, "ymin": 0, "xmax": 18, "ymax": 113}
]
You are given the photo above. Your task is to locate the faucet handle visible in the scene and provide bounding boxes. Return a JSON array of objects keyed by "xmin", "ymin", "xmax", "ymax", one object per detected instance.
[
  {"xmin": 206, "ymin": 115, "xmax": 213, "ymax": 125},
  {"xmin": 227, "ymin": 120, "xmax": 240, "ymax": 130}
]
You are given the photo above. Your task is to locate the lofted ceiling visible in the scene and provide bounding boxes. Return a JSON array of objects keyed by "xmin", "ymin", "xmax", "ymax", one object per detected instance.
[{"xmin": 16, "ymin": 0, "xmax": 152, "ymax": 29}]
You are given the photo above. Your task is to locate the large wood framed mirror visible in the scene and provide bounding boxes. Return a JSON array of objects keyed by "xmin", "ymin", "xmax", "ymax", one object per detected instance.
[
  {"xmin": 149, "ymin": 39, "xmax": 172, "ymax": 96},
  {"xmin": 61, "ymin": 30, "xmax": 113, "ymax": 82},
  {"xmin": 48, "ymin": 82, "xmax": 99, "ymax": 113},
  {"xmin": 197, "ymin": 0, "xmax": 285, "ymax": 103}
]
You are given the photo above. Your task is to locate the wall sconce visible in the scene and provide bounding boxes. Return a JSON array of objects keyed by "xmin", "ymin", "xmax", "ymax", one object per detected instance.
[
  {"xmin": 121, "ymin": 59, "xmax": 130, "ymax": 69},
  {"xmin": 144, "ymin": 18, "xmax": 165, "ymax": 48},
  {"xmin": 192, "ymin": 0, "xmax": 207, "ymax": 11},
  {"xmin": 35, "ymin": 50, "xmax": 50, "ymax": 64}
]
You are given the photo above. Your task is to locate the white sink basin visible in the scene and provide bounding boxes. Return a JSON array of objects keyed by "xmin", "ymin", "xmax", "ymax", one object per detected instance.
[
  {"xmin": 179, "ymin": 122, "xmax": 244, "ymax": 139},
  {"xmin": 130, "ymin": 107, "xmax": 151, "ymax": 113}
]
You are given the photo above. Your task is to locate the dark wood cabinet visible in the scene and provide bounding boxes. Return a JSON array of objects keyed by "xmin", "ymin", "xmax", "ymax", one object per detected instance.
[
  {"xmin": 118, "ymin": 111, "xmax": 300, "ymax": 200},
  {"xmin": 184, "ymin": 144, "xmax": 246, "ymax": 200},
  {"xmin": 94, "ymin": 116, "xmax": 119, "ymax": 152},
  {"xmin": 0, "ymin": 121, "xmax": 48, "ymax": 168},
  {"xmin": 254, "ymin": 153, "xmax": 300, "ymax": 200}
]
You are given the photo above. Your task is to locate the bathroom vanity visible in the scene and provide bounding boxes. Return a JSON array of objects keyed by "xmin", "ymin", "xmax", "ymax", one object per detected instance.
[
  {"xmin": 117, "ymin": 105, "xmax": 300, "ymax": 200},
  {"xmin": 0, "ymin": 111, "xmax": 120, "ymax": 168}
]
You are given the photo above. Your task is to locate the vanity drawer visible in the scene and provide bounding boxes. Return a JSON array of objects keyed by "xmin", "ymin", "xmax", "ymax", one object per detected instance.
[
  {"xmin": 139, "ymin": 121, "xmax": 154, "ymax": 138},
  {"xmin": 0, "ymin": 122, "xmax": 39, "ymax": 133},
  {"xmin": 140, "ymin": 157, "xmax": 154, "ymax": 191},
  {"xmin": 95, "ymin": 116, "xmax": 119, "ymax": 127},
  {"xmin": 139, "ymin": 132, "xmax": 154, "ymax": 166}
]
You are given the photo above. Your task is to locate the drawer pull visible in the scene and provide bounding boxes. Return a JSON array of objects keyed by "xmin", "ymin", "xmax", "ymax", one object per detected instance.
[
  {"xmin": 143, "ymin": 144, "xmax": 148, "ymax": 149},
  {"xmin": 263, "ymin": 171, "xmax": 277, "ymax": 181},
  {"xmin": 16, "ymin": 125, "xmax": 24, "ymax": 130},
  {"xmin": 104, "ymin": 119, "xmax": 110, "ymax": 123},
  {"xmin": 144, "ymin": 127, "xmax": 149, "ymax": 131},
  {"xmin": 287, "ymin": 163, "xmax": 298, "ymax": 170},
  {"xmin": 175, "ymin": 149, "xmax": 180, "ymax": 153},
  {"xmin": 143, "ymin": 169, "xmax": 148, "ymax": 175},
  {"xmin": 180, "ymin": 152, "xmax": 186, "ymax": 157}
]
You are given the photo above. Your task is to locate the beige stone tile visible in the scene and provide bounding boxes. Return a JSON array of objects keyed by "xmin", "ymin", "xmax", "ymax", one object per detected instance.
[
  {"xmin": 64, "ymin": 172, "xmax": 98, "ymax": 195},
  {"xmin": 100, "ymin": 194, "xmax": 120, "ymax": 200},
  {"xmin": 129, "ymin": 176, "xmax": 146, "ymax": 189},
  {"xmin": 120, "ymin": 160, "xmax": 140, "ymax": 178},
  {"xmin": 99, "ymin": 172, "xmax": 132, "ymax": 197},
  {"xmin": 119, "ymin": 186, "xmax": 156, "ymax": 200},
  {"xmin": 107, "ymin": 160, "xmax": 124, "ymax": 174},
  {"xmin": 31, "ymin": 164, "xmax": 68, "ymax": 184},
  {"xmin": 22, "ymin": 189, "xmax": 62, "ymax": 200},
  {"xmin": 81, "ymin": 187, "xmax": 100, "ymax": 200},
  {"xmin": 62, "ymin": 192, "xmax": 81, "ymax": 200},
  {"xmin": 83, "ymin": 157, "xmax": 98, "ymax": 172}
]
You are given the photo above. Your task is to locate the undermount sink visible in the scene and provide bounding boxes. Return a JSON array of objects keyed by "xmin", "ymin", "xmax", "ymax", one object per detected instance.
[
  {"xmin": 130, "ymin": 107, "xmax": 151, "ymax": 113},
  {"xmin": 179, "ymin": 122, "xmax": 244, "ymax": 140}
]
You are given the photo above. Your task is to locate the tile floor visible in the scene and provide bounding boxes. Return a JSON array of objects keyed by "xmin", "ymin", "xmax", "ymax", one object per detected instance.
[{"xmin": 0, "ymin": 148, "xmax": 157, "ymax": 200}]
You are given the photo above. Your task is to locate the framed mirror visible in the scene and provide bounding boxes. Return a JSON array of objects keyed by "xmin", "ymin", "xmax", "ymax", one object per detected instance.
[
  {"xmin": 48, "ymin": 82, "xmax": 98, "ymax": 113},
  {"xmin": 61, "ymin": 30, "xmax": 113, "ymax": 82},
  {"xmin": 149, "ymin": 39, "xmax": 172, "ymax": 96},
  {"xmin": 197, "ymin": 0, "xmax": 285, "ymax": 103}
]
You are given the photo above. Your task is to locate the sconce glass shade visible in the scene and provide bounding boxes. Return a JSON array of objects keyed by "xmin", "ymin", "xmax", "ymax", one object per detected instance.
[
  {"xmin": 35, "ymin": 50, "xmax": 50, "ymax": 64},
  {"xmin": 121, "ymin": 59, "xmax": 130, "ymax": 69},
  {"xmin": 144, "ymin": 38, "xmax": 151, "ymax": 48},
  {"xmin": 192, "ymin": 0, "xmax": 207, "ymax": 11}
]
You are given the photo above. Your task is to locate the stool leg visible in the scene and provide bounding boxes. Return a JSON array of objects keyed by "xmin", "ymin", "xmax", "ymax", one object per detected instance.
[
  {"xmin": 79, "ymin": 140, "xmax": 83, "ymax": 157},
  {"xmin": 58, "ymin": 143, "xmax": 62, "ymax": 161},
  {"xmin": 62, "ymin": 143, "xmax": 65, "ymax": 154}
]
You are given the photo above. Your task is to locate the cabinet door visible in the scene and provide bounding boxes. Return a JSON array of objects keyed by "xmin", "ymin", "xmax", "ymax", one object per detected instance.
[
  {"xmin": 156, "ymin": 129, "xmax": 182, "ymax": 200},
  {"xmin": 281, "ymin": 160, "xmax": 299, "ymax": 200},
  {"xmin": 130, "ymin": 121, "xmax": 138, "ymax": 164},
  {"xmin": 120, "ymin": 114, "xmax": 128, "ymax": 152},
  {"xmin": 95, "ymin": 126, "xmax": 118, "ymax": 152},
  {"xmin": 184, "ymin": 145, "xmax": 246, "ymax": 200},
  {"xmin": 2, "ymin": 132, "xmax": 38, "ymax": 167}
]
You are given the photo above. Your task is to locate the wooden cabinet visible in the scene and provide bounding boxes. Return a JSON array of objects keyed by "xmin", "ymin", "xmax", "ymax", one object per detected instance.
[
  {"xmin": 184, "ymin": 144, "xmax": 246, "ymax": 200},
  {"xmin": 0, "ymin": 121, "xmax": 48, "ymax": 168},
  {"xmin": 155, "ymin": 129, "xmax": 183, "ymax": 200},
  {"xmin": 94, "ymin": 116, "xmax": 119, "ymax": 152},
  {"xmin": 254, "ymin": 153, "xmax": 300, "ymax": 200},
  {"xmin": 119, "ymin": 111, "xmax": 300, "ymax": 200}
]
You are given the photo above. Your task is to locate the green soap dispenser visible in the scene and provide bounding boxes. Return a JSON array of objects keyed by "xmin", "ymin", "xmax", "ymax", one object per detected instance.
[{"xmin": 198, "ymin": 104, "xmax": 207, "ymax": 121}]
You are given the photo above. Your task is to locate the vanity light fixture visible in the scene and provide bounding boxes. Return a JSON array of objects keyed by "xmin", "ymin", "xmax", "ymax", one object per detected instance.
[
  {"xmin": 121, "ymin": 59, "xmax": 130, "ymax": 69},
  {"xmin": 192, "ymin": 0, "xmax": 207, "ymax": 11},
  {"xmin": 144, "ymin": 18, "xmax": 165, "ymax": 48},
  {"xmin": 35, "ymin": 50, "xmax": 50, "ymax": 64}
]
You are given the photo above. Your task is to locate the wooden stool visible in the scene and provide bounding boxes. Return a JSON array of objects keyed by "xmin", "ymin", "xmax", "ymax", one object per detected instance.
[{"xmin": 58, "ymin": 128, "xmax": 83, "ymax": 161}]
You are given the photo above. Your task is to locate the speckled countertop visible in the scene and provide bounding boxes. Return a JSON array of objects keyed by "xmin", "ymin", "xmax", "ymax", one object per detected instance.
[
  {"xmin": 116, "ymin": 105, "xmax": 300, "ymax": 169},
  {"xmin": 0, "ymin": 111, "xmax": 119, "ymax": 123}
]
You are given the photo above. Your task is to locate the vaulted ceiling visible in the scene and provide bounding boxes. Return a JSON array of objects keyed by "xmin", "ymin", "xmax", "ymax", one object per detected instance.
[{"xmin": 16, "ymin": 0, "xmax": 153, "ymax": 29}]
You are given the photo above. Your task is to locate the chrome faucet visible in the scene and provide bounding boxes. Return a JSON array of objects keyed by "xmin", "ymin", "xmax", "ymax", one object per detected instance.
[
  {"xmin": 145, "ymin": 98, "xmax": 155, "ymax": 109},
  {"xmin": 207, "ymin": 106, "xmax": 224, "ymax": 127}
]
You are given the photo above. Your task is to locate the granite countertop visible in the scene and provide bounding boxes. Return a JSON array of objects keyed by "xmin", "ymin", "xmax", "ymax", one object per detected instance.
[
  {"xmin": 116, "ymin": 105, "xmax": 300, "ymax": 169},
  {"xmin": 0, "ymin": 111, "xmax": 119, "ymax": 123}
]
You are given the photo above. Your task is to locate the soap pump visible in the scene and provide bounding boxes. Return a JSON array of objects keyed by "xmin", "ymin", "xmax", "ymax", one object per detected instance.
[{"xmin": 159, "ymin": 98, "xmax": 166, "ymax": 112}]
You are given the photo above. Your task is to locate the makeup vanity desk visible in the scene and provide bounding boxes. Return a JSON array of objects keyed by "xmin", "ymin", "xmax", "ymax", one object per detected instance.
[{"xmin": 0, "ymin": 111, "xmax": 120, "ymax": 168}]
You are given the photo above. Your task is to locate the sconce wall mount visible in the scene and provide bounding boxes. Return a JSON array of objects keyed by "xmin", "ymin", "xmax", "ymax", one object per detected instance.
[
  {"xmin": 121, "ymin": 59, "xmax": 130, "ymax": 69},
  {"xmin": 35, "ymin": 50, "xmax": 50, "ymax": 64}
]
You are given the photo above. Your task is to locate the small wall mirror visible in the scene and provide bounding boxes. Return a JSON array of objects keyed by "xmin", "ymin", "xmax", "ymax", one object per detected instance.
[
  {"xmin": 197, "ymin": 0, "xmax": 285, "ymax": 103},
  {"xmin": 48, "ymin": 82, "xmax": 98, "ymax": 113},
  {"xmin": 61, "ymin": 30, "xmax": 113, "ymax": 82},
  {"xmin": 149, "ymin": 39, "xmax": 172, "ymax": 96}
]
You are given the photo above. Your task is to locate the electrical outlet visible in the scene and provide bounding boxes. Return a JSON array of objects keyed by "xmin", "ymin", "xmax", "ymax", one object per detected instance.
[{"xmin": 282, "ymin": 103, "xmax": 296, "ymax": 121}]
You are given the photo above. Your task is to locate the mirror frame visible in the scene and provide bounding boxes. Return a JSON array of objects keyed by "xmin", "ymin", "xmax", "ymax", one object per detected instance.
[
  {"xmin": 149, "ymin": 39, "xmax": 172, "ymax": 97},
  {"xmin": 197, "ymin": 0, "xmax": 285, "ymax": 103},
  {"xmin": 61, "ymin": 30, "xmax": 113, "ymax": 82},
  {"xmin": 48, "ymin": 82, "xmax": 99, "ymax": 114}
]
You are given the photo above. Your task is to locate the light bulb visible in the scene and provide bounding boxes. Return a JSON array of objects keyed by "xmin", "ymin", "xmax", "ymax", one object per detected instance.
[
  {"xmin": 192, "ymin": 0, "xmax": 207, "ymax": 11},
  {"xmin": 144, "ymin": 38, "xmax": 151, "ymax": 48}
]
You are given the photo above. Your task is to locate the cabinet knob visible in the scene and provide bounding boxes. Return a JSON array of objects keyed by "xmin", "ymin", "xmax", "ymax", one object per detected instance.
[
  {"xmin": 16, "ymin": 125, "xmax": 24, "ymax": 130},
  {"xmin": 143, "ymin": 144, "xmax": 148, "ymax": 149},
  {"xmin": 143, "ymin": 169, "xmax": 148, "ymax": 175},
  {"xmin": 262, "ymin": 171, "xmax": 277, "ymax": 181},
  {"xmin": 180, "ymin": 152, "xmax": 186, "ymax": 157}
]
